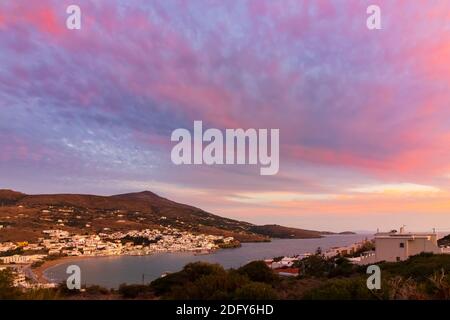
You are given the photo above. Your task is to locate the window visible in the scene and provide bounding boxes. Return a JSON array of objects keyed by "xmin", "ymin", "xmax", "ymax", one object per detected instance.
[
  {"xmin": 399, "ymin": 243, "xmax": 404, "ymax": 248},
  {"xmin": 396, "ymin": 257, "xmax": 401, "ymax": 261}
]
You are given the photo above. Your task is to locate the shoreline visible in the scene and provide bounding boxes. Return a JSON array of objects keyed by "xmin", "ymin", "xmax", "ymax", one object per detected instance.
[
  {"xmin": 32, "ymin": 234, "xmax": 366, "ymax": 286},
  {"xmin": 32, "ymin": 249, "xmax": 216, "ymax": 284},
  {"xmin": 33, "ymin": 255, "xmax": 102, "ymax": 284}
]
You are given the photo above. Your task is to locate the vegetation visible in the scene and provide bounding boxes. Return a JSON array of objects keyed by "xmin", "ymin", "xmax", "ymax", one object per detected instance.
[
  {"xmin": 237, "ymin": 261, "xmax": 278, "ymax": 283},
  {"xmin": 248, "ymin": 224, "xmax": 323, "ymax": 239},
  {"xmin": 118, "ymin": 284, "xmax": 153, "ymax": 299},
  {"xmin": 148, "ymin": 254, "xmax": 450, "ymax": 300},
  {"xmin": 0, "ymin": 269, "xmax": 20, "ymax": 299},
  {"xmin": 378, "ymin": 253, "xmax": 450, "ymax": 281},
  {"xmin": 0, "ymin": 247, "xmax": 24, "ymax": 257},
  {"xmin": 438, "ymin": 234, "xmax": 450, "ymax": 247},
  {"xmin": 298, "ymin": 253, "xmax": 450, "ymax": 300},
  {"xmin": 344, "ymin": 241, "xmax": 375, "ymax": 258},
  {"xmin": 234, "ymin": 282, "xmax": 278, "ymax": 300},
  {"xmin": 121, "ymin": 235, "xmax": 159, "ymax": 246},
  {"xmin": 2, "ymin": 252, "xmax": 450, "ymax": 300},
  {"xmin": 214, "ymin": 238, "xmax": 241, "ymax": 249},
  {"xmin": 150, "ymin": 261, "xmax": 278, "ymax": 300},
  {"xmin": 302, "ymin": 277, "xmax": 375, "ymax": 300},
  {"xmin": 0, "ymin": 269, "xmax": 61, "ymax": 300},
  {"xmin": 1, "ymin": 189, "xmax": 353, "ymax": 243}
]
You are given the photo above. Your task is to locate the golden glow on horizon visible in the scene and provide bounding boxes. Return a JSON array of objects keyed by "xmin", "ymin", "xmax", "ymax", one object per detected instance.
[
  {"xmin": 110, "ymin": 179, "xmax": 450, "ymax": 227},
  {"xmin": 214, "ymin": 183, "xmax": 450, "ymax": 216},
  {"xmin": 348, "ymin": 183, "xmax": 441, "ymax": 195},
  {"xmin": 226, "ymin": 192, "xmax": 337, "ymax": 204}
]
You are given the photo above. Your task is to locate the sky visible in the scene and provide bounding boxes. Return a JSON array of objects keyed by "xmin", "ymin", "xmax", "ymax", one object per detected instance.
[{"xmin": 1, "ymin": 0, "xmax": 450, "ymax": 232}]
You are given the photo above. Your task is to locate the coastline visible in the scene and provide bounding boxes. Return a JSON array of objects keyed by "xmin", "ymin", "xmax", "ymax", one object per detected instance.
[
  {"xmin": 32, "ymin": 249, "xmax": 217, "ymax": 284},
  {"xmin": 33, "ymin": 255, "xmax": 100, "ymax": 284},
  {"xmin": 28, "ymin": 235, "xmax": 367, "ymax": 288}
]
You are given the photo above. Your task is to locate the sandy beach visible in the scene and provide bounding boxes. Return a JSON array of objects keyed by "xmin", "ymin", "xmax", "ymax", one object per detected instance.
[{"xmin": 33, "ymin": 255, "xmax": 98, "ymax": 284}]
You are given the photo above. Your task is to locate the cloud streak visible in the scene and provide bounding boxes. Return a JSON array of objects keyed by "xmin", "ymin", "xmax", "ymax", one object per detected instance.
[{"xmin": 1, "ymin": 0, "xmax": 450, "ymax": 230}]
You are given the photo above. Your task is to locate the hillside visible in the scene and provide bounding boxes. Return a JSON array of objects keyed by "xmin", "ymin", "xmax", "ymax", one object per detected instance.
[
  {"xmin": 248, "ymin": 224, "xmax": 323, "ymax": 239},
  {"xmin": 438, "ymin": 234, "xmax": 450, "ymax": 247},
  {"xmin": 0, "ymin": 189, "xmax": 338, "ymax": 243},
  {"xmin": 320, "ymin": 231, "xmax": 356, "ymax": 235},
  {"xmin": 0, "ymin": 190, "xmax": 26, "ymax": 205}
]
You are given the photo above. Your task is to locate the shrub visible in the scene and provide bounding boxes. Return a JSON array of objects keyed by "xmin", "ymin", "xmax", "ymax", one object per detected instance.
[
  {"xmin": 302, "ymin": 277, "xmax": 375, "ymax": 300},
  {"xmin": 298, "ymin": 255, "xmax": 333, "ymax": 278},
  {"xmin": 238, "ymin": 261, "xmax": 277, "ymax": 284},
  {"xmin": 0, "ymin": 269, "xmax": 21, "ymax": 299},
  {"xmin": 328, "ymin": 257, "xmax": 356, "ymax": 278},
  {"xmin": 151, "ymin": 262, "xmax": 226, "ymax": 296},
  {"xmin": 151, "ymin": 261, "xmax": 279, "ymax": 300},
  {"xmin": 118, "ymin": 284, "xmax": 152, "ymax": 299},
  {"xmin": 379, "ymin": 253, "xmax": 450, "ymax": 281},
  {"xmin": 86, "ymin": 285, "xmax": 110, "ymax": 295},
  {"xmin": 234, "ymin": 282, "xmax": 278, "ymax": 300}
]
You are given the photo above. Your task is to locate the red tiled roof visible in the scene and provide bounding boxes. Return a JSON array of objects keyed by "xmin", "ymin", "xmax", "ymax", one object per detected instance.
[{"xmin": 274, "ymin": 268, "xmax": 299, "ymax": 274}]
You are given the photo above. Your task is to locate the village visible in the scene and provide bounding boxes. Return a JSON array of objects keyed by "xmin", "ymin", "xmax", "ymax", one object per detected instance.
[
  {"xmin": 0, "ymin": 226, "xmax": 235, "ymax": 288},
  {"xmin": 263, "ymin": 227, "xmax": 450, "ymax": 277},
  {"xmin": 2, "ymin": 225, "xmax": 450, "ymax": 289}
]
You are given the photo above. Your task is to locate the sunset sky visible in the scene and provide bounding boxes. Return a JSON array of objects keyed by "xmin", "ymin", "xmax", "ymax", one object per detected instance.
[{"xmin": 1, "ymin": 0, "xmax": 450, "ymax": 232}]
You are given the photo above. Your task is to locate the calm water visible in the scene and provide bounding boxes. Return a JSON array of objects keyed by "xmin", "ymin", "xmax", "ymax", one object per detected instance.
[{"xmin": 45, "ymin": 234, "xmax": 369, "ymax": 288}]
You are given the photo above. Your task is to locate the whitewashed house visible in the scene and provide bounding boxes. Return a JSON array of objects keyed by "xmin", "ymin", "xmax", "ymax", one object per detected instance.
[{"xmin": 356, "ymin": 227, "xmax": 444, "ymax": 265}]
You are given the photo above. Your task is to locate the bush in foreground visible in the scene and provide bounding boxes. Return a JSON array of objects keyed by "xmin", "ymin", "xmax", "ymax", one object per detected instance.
[{"xmin": 150, "ymin": 261, "xmax": 278, "ymax": 300}]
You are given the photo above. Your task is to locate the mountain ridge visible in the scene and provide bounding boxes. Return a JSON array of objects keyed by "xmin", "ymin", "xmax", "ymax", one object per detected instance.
[{"xmin": 0, "ymin": 189, "xmax": 352, "ymax": 242}]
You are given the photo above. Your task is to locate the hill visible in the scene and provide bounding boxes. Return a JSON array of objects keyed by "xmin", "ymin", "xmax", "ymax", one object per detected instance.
[
  {"xmin": 0, "ymin": 189, "xmax": 341, "ymax": 243},
  {"xmin": 438, "ymin": 234, "xmax": 450, "ymax": 247},
  {"xmin": 320, "ymin": 231, "xmax": 356, "ymax": 235},
  {"xmin": 0, "ymin": 190, "xmax": 26, "ymax": 205},
  {"xmin": 248, "ymin": 224, "xmax": 322, "ymax": 239}
]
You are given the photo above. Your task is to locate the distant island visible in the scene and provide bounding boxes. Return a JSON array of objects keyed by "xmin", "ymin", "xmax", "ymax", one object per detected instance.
[
  {"xmin": 320, "ymin": 231, "xmax": 356, "ymax": 235},
  {"xmin": 248, "ymin": 225, "xmax": 355, "ymax": 239},
  {"xmin": 0, "ymin": 189, "xmax": 353, "ymax": 243}
]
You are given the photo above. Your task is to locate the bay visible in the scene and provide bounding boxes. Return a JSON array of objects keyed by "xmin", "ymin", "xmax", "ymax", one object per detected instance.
[{"xmin": 44, "ymin": 234, "xmax": 370, "ymax": 288}]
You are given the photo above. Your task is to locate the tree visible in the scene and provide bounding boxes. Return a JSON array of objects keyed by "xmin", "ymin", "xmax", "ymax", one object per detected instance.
[
  {"xmin": 0, "ymin": 269, "xmax": 21, "ymax": 299},
  {"xmin": 151, "ymin": 262, "xmax": 226, "ymax": 296},
  {"xmin": 238, "ymin": 261, "xmax": 277, "ymax": 284},
  {"xmin": 329, "ymin": 257, "xmax": 355, "ymax": 277},
  {"xmin": 301, "ymin": 255, "xmax": 333, "ymax": 278}
]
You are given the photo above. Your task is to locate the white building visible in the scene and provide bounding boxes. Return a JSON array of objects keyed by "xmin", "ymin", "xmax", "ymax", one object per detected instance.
[
  {"xmin": 356, "ymin": 227, "xmax": 444, "ymax": 264},
  {"xmin": 0, "ymin": 255, "xmax": 30, "ymax": 264},
  {"xmin": 0, "ymin": 254, "xmax": 46, "ymax": 264},
  {"xmin": 324, "ymin": 240, "xmax": 369, "ymax": 259}
]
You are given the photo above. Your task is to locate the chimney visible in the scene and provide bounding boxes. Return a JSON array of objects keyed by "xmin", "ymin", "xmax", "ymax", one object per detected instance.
[{"xmin": 400, "ymin": 225, "xmax": 405, "ymax": 234}]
